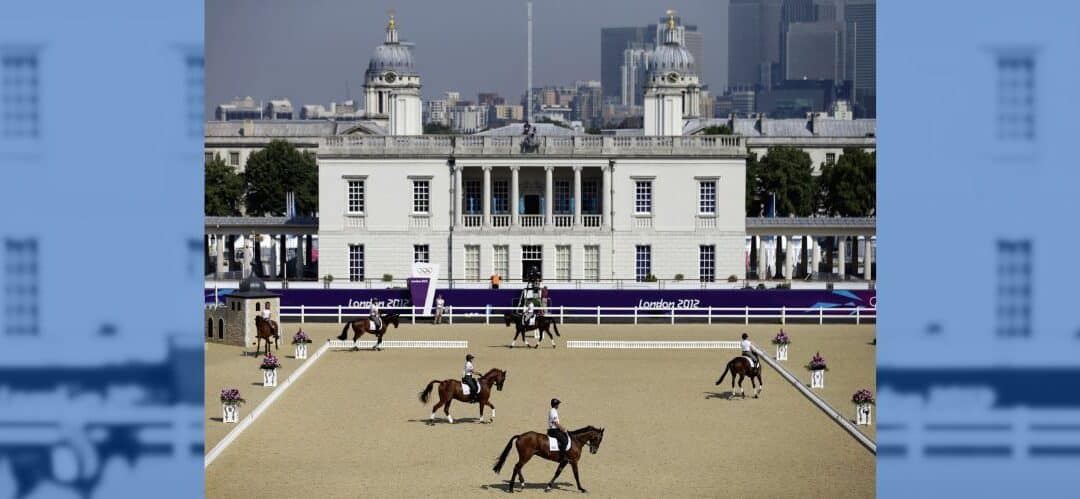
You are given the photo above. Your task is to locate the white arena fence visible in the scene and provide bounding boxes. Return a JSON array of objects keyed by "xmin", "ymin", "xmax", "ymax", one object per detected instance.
[
  {"xmin": 327, "ymin": 340, "xmax": 467, "ymax": 349},
  {"xmin": 567, "ymin": 340, "xmax": 742, "ymax": 349},
  {"xmin": 277, "ymin": 305, "xmax": 874, "ymax": 326}
]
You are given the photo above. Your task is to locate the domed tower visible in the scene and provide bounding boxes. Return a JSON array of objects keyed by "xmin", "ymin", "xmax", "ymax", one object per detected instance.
[
  {"xmin": 643, "ymin": 10, "xmax": 701, "ymax": 136},
  {"xmin": 363, "ymin": 11, "xmax": 422, "ymax": 135}
]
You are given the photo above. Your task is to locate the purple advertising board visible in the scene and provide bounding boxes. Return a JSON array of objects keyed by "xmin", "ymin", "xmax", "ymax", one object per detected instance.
[{"xmin": 206, "ymin": 287, "xmax": 875, "ymax": 316}]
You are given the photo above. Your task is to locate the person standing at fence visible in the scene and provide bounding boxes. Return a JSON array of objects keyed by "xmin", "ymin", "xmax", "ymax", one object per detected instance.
[
  {"xmin": 540, "ymin": 286, "xmax": 550, "ymax": 316},
  {"xmin": 434, "ymin": 294, "xmax": 446, "ymax": 324},
  {"xmin": 491, "ymin": 272, "xmax": 501, "ymax": 289}
]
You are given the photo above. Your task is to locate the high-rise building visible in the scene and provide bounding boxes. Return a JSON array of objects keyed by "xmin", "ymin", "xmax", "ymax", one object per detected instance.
[
  {"xmin": 448, "ymin": 104, "xmax": 487, "ymax": 133},
  {"xmin": 477, "ymin": 92, "xmax": 504, "ymax": 106},
  {"xmin": 728, "ymin": 0, "xmax": 764, "ymax": 89},
  {"xmin": 572, "ymin": 81, "xmax": 603, "ymax": 126},
  {"xmin": 845, "ymin": 0, "xmax": 876, "ymax": 117},
  {"xmin": 423, "ymin": 99, "xmax": 449, "ymax": 125},
  {"xmin": 215, "ymin": 96, "xmax": 262, "ymax": 121},
  {"xmin": 779, "ymin": 0, "xmax": 817, "ymax": 79},
  {"xmin": 620, "ymin": 42, "xmax": 652, "ymax": 106},
  {"xmin": 785, "ymin": 21, "xmax": 844, "ymax": 81},
  {"xmin": 263, "ymin": 98, "xmax": 294, "ymax": 120},
  {"xmin": 601, "ymin": 20, "xmax": 701, "ymax": 101}
]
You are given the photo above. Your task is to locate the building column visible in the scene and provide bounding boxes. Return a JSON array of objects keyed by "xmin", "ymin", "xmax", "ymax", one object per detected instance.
[
  {"xmin": 864, "ymin": 236, "xmax": 874, "ymax": 281},
  {"xmin": 784, "ymin": 235, "xmax": 794, "ymax": 280},
  {"xmin": 837, "ymin": 236, "xmax": 847, "ymax": 279},
  {"xmin": 749, "ymin": 236, "xmax": 758, "ymax": 278},
  {"xmin": 544, "ymin": 165, "xmax": 553, "ymax": 227},
  {"xmin": 306, "ymin": 234, "xmax": 313, "ymax": 268},
  {"xmin": 573, "ymin": 165, "xmax": 582, "ymax": 226},
  {"xmin": 204, "ymin": 234, "xmax": 212, "ymax": 277},
  {"xmin": 252, "ymin": 235, "xmax": 262, "ymax": 277},
  {"xmin": 482, "ymin": 166, "xmax": 492, "ymax": 226},
  {"xmin": 279, "ymin": 234, "xmax": 287, "ymax": 278},
  {"xmin": 811, "ymin": 237, "xmax": 821, "ymax": 277},
  {"xmin": 241, "ymin": 237, "xmax": 253, "ymax": 278},
  {"xmin": 510, "ymin": 166, "xmax": 520, "ymax": 226},
  {"xmin": 801, "ymin": 235, "xmax": 810, "ymax": 278},
  {"xmin": 758, "ymin": 236, "xmax": 768, "ymax": 281},
  {"xmin": 215, "ymin": 234, "xmax": 225, "ymax": 279},
  {"xmin": 602, "ymin": 164, "xmax": 612, "ymax": 227},
  {"xmin": 454, "ymin": 165, "xmax": 463, "ymax": 227}
]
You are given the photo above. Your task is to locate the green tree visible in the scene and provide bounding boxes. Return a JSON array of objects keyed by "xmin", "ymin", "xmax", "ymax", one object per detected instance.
[
  {"xmin": 751, "ymin": 147, "xmax": 816, "ymax": 217},
  {"xmin": 700, "ymin": 124, "xmax": 733, "ymax": 135},
  {"xmin": 243, "ymin": 140, "xmax": 318, "ymax": 216},
  {"xmin": 205, "ymin": 155, "xmax": 244, "ymax": 216},
  {"xmin": 817, "ymin": 148, "xmax": 876, "ymax": 216},
  {"xmin": 423, "ymin": 122, "xmax": 454, "ymax": 134},
  {"xmin": 585, "ymin": 126, "xmax": 602, "ymax": 135},
  {"xmin": 745, "ymin": 151, "xmax": 763, "ymax": 216}
]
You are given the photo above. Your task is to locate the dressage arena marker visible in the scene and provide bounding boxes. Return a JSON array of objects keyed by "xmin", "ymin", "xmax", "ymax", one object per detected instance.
[
  {"xmin": 566, "ymin": 340, "xmax": 742, "ymax": 349},
  {"xmin": 753, "ymin": 345, "xmax": 876, "ymax": 454},
  {"xmin": 327, "ymin": 340, "xmax": 468, "ymax": 349},
  {"xmin": 205, "ymin": 340, "xmax": 332, "ymax": 468}
]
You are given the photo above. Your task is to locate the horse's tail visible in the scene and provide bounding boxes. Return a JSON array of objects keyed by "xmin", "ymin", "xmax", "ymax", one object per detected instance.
[
  {"xmin": 716, "ymin": 363, "xmax": 730, "ymax": 385},
  {"xmin": 492, "ymin": 435, "xmax": 520, "ymax": 474},
  {"xmin": 419, "ymin": 380, "xmax": 440, "ymax": 404},
  {"xmin": 337, "ymin": 321, "xmax": 351, "ymax": 340},
  {"xmin": 551, "ymin": 320, "xmax": 561, "ymax": 337}
]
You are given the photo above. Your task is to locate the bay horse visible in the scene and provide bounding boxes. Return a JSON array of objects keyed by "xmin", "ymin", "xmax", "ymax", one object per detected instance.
[
  {"xmin": 493, "ymin": 425, "xmax": 605, "ymax": 493},
  {"xmin": 418, "ymin": 368, "xmax": 506, "ymax": 424},
  {"xmin": 503, "ymin": 312, "xmax": 560, "ymax": 348},
  {"xmin": 715, "ymin": 355, "xmax": 764, "ymax": 398},
  {"xmin": 336, "ymin": 312, "xmax": 400, "ymax": 351},
  {"xmin": 253, "ymin": 316, "xmax": 279, "ymax": 357}
]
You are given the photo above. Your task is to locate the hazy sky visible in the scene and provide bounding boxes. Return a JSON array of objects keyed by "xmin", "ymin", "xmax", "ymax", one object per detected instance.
[{"xmin": 206, "ymin": 0, "xmax": 729, "ymax": 114}]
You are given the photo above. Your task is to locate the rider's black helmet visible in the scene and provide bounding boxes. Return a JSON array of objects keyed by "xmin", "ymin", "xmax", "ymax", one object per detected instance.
[
  {"xmin": 551, "ymin": 398, "xmax": 561, "ymax": 407},
  {"xmin": 466, "ymin": 354, "xmax": 475, "ymax": 361},
  {"xmin": 741, "ymin": 333, "xmax": 749, "ymax": 340}
]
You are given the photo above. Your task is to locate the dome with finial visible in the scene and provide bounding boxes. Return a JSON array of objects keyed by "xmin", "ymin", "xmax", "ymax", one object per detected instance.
[
  {"xmin": 648, "ymin": 10, "xmax": 696, "ymax": 75},
  {"xmin": 366, "ymin": 11, "xmax": 417, "ymax": 76},
  {"xmin": 227, "ymin": 262, "xmax": 278, "ymax": 298}
]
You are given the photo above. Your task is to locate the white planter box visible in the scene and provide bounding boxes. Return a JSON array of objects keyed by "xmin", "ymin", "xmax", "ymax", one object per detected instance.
[
  {"xmin": 263, "ymin": 368, "xmax": 278, "ymax": 387},
  {"xmin": 775, "ymin": 344, "xmax": 788, "ymax": 361},
  {"xmin": 295, "ymin": 343, "xmax": 308, "ymax": 359},
  {"xmin": 223, "ymin": 404, "xmax": 239, "ymax": 423},
  {"xmin": 810, "ymin": 369, "xmax": 824, "ymax": 388},
  {"xmin": 856, "ymin": 403, "xmax": 873, "ymax": 425}
]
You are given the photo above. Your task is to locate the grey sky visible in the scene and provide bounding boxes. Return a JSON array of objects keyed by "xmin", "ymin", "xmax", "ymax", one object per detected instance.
[{"xmin": 206, "ymin": 0, "xmax": 729, "ymax": 115}]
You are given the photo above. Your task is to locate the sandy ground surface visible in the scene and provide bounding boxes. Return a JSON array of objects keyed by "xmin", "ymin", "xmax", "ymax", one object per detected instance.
[{"xmin": 206, "ymin": 323, "xmax": 875, "ymax": 498}]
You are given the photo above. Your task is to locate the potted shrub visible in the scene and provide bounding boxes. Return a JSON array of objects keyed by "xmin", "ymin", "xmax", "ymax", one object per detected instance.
[
  {"xmin": 727, "ymin": 275, "xmax": 739, "ymax": 283},
  {"xmin": 220, "ymin": 388, "xmax": 245, "ymax": 423},
  {"xmin": 382, "ymin": 273, "xmax": 394, "ymax": 282},
  {"xmin": 322, "ymin": 274, "xmax": 334, "ymax": 289},
  {"xmin": 644, "ymin": 274, "xmax": 658, "ymax": 282},
  {"xmin": 806, "ymin": 352, "xmax": 827, "ymax": 388},
  {"xmin": 771, "ymin": 330, "xmax": 790, "ymax": 360},
  {"xmin": 260, "ymin": 353, "xmax": 281, "ymax": 387},
  {"xmin": 852, "ymin": 389, "xmax": 875, "ymax": 425},
  {"xmin": 292, "ymin": 329, "xmax": 312, "ymax": 359},
  {"xmin": 674, "ymin": 273, "xmax": 684, "ymax": 281}
]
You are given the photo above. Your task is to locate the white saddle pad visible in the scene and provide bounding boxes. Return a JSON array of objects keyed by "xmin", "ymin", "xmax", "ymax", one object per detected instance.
[
  {"xmin": 548, "ymin": 436, "xmax": 567, "ymax": 451},
  {"xmin": 461, "ymin": 381, "xmax": 478, "ymax": 396},
  {"xmin": 742, "ymin": 355, "xmax": 757, "ymax": 367}
]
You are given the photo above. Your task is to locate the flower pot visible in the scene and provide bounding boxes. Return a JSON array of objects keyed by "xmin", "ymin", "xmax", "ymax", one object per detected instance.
[
  {"xmin": 775, "ymin": 344, "xmax": 788, "ymax": 361},
  {"xmin": 263, "ymin": 368, "xmax": 278, "ymax": 387},
  {"xmin": 223, "ymin": 403, "xmax": 239, "ymax": 423},
  {"xmin": 856, "ymin": 403, "xmax": 872, "ymax": 425},
  {"xmin": 810, "ymin": 369, "xmax": 824, "ymax": 388},
  {"xmin": 295, "ymin": 343, "xmax": 308, "ymax": 359}
]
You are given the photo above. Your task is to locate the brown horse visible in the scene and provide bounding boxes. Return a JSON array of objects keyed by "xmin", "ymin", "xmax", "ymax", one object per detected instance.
[
  {"xmin": 253, "ymin": 316, "xmax": 279, "ymax": 357},
  {"xmin": 503, "ymin": 312, "xmax": 561, "ymax": 348},
  {"xmin": 493, "ymin": 425, "xmax": 605, "ymax": 493},
  {"xmin": 418, "ymin": 368, "xmax": 507, "ymax": 424},
  {"xmin": 715, "ymin": 355, "xmax": 764, "ymax": 398},
  {"xmin": 336, "ymin": 312, "xmax": 400, "ymax": 350}
]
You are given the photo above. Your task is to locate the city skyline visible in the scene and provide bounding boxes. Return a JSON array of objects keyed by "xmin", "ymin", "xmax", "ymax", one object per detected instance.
[{"xmin": 206, "ymin": 0, "xmax": 730, "ymax": 118}]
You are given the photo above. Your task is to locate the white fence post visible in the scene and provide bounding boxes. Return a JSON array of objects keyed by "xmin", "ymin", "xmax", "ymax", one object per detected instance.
[
  {"xmin": 670, "ymin": 307, "xmax": 676, "ymax": 325},
  {"xmin": 745, "ymin": 306, "xmax": 749, "ymax": 325},
  {"xmin": 596, "ymin": 306, "xmax": 601, "ymax": 325},
  {"xmin": 708, "ymin": 306, "xmax": 712, "ymax": 325},
  {"xmin": 411, "ymin": 306, "xmax": 416, "ymax": 324},
  {"xmin": 819, "ymin": 307, "xmax": 823, "ymax": 325},
  {"xmin": 300, "ymin": 304, "xmax": 305, "ymax": 324},
  {"xmin": 449, "ymin": 306, "xmax": 454, "ymax": 325},
  {"xmin": 856, "ymin": 306, "xmax": 860, "ymax": 325},
  {"xmin": 634, "ymin": 307, "xmax": 638, "ymax": 325},
  {"xmin": 560, "ymin": 305, "xmax": 565, "ymax": 324},
  {"xmin": 781, "ymin": 306, "xmax": 786, "ymax": 325},
  {"xmin": 485, "ymin": 305, "xmax": 490, "ymax": 325},
  {"xmin": 337, "ymin": 305, "xmax": 342, "ymax": 324}
]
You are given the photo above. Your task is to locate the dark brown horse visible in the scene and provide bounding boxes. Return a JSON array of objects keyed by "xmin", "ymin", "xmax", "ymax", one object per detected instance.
[
  {"xmin": 715, "ymin": 355, "xmax": 764, "ymax": 398},
  {"xmin": 418, "ymin": 368, "xmax": 507, "ymax": 424},
  {"xmin": 253, "ymin": 316, "xmax": 279, "ymax": 357},
  {"xmin": 336, "ymin": 312, "xmax": 400, "ymax": 351},
  {"xmin": 493, "ymin": 425, "xmax": 605, "ymax": 493},
  {"xmin": 503, "ymin": 312, "xmax": 560, "ymax": 348}
]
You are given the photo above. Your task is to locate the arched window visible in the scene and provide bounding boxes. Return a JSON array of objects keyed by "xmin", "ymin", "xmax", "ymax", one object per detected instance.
[
  {"xmin": 207, "ymin": 318, "xmax": 213, "ymax": 338},
  {"xmin": 218, "ymin": 318, "xmax": 225, "ymax": 339},
  {"xmin": 255, "ymin": 302, "xmax": 261, "ymax": 311}
]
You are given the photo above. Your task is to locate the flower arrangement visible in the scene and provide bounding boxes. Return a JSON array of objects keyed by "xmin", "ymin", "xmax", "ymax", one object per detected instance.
[
  {"xmin": 806, "ymin": 352, "xmax": 828, "ymax": 371},
  {"xmin": 260, "ymin": 353, "xmax": 281, "ymax": 370},
  {"xmin": 220, "ymin": 388, "xmax": 246, "ymax": 406},
  {"xmin": 292, "ymin": 330, "xmax": 311, "ymax": 344},
  {"xmin": 772, "ymin": 330, "xmax": 791, "ymax": 345},
  {"xmin": 852, "ymin": 389, "xmax": 875, "ymax": 405}
]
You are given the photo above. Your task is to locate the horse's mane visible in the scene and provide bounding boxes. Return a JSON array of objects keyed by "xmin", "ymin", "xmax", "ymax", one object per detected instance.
[
  {"xmin": 482, "ymin": 367, "xmax": 503, "ymax": 377},
  {"xmin": 569, "ymin": 425, "xmax": 599, "ymax": 436}
]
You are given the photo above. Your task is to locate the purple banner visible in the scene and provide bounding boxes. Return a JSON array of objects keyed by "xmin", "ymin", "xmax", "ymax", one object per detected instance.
[
  {"xmin": 206, "ymin": 288, "xmax": 874, "ymax": 315},
  {"xmin": 406, "ymin": 278, "xmax": 431, "ymax": 312}
]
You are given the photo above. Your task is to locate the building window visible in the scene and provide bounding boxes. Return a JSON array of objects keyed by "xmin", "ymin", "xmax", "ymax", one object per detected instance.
[
  {"xmin": 493, "ymin": 180, "xmax": 509, "ymax": 214},
  {"xmin": 218, "ymin": 318, "xmax": 225, "ymax": 339},
  {"xmin": 493, "ymin": 245, "xmax": 509, "ymax": 278},
  {"xmin": 699, "ymin": 245, "xmax": 716, "ymax": 282},
  {"xmin": 464, "ymin": 245, "xmax": 480, "ymax": 280},
  {"xmin": 185, "ymin": 53, "xmax": 204, "ymax": 137},
  {"xmin": 554, "ymin": 180, "xmax": 572, "ymax": 214},
  {"xmin": 584, "ymin": 245, "xmax": 600, "ymax": 281},
  {"xmin": 464, "ymin": 180, "xmax": 481, "ymax": 214},
  {"xmin": 349, "ymin": 244, "xmax": 364, "ymax": 282},
  {"xmin": 522, "ymin": 245, "xmax": 543, "ymax": 261},
  {"xmin": 347, "ymin": 180, "xmax": 365, "ymax": 213},
  {"xmin": 229, "ymin": 152, "xmax": 240, "ymax": 167},
  {"xmin": 583, "ymin": 180, "xmax": 599, "ymax": 213},
  {"xmin": 555, "ymin": 245, "xmax": 571, "ymax": 280},
  {"xmin": 413, "ymin": 244, "xmax": 430, "ymax": 263},
  {"xmin": 413, "ymin": 179, "xmax": 430, "ymax": 214},
  {"xmin": 996, "ymin": 52, "xmax": 1035, "ymax": 141},
  {"xmin": 205, "ymin": 152, "xmax": 214, "ymax": 163},
  {"xmin": 635, "ymin": 181, "xmax": 652, "ymax": 214},
  {"xmin": 699, "ymin": 181, "xmax": 716, "ymax": 214},
  {"xmin": 825, "ymin": 153, "xmax": 836, "ymax": 165},
  {"xmin": 1, "ymin": 50, "xmax": 40, "ymax": 138},
  {"xmin": 996, "ymin": 239, "xmax": 1032, "ymax": 337},
  {"xmin": 5, "ymin": 238, "xmax": 39, "ymax": 335},
  {"xmin": 635, "ymin": 245, "xmax": 651, "ymax": 282}
]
